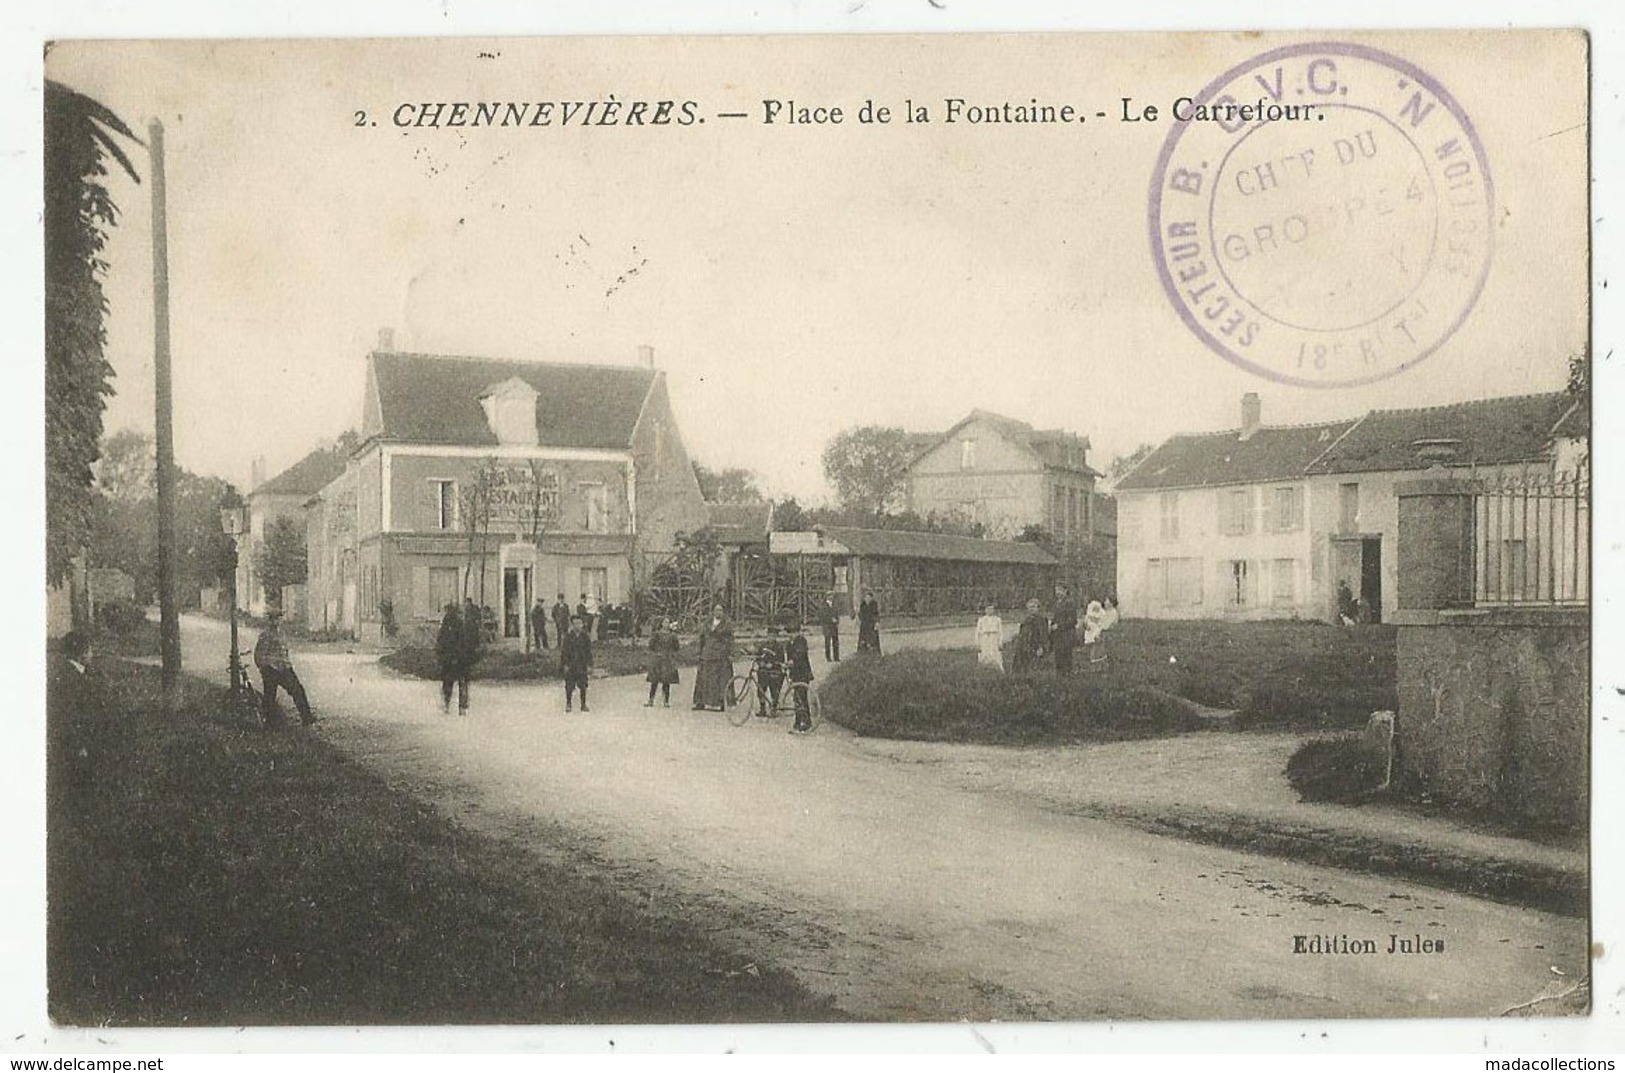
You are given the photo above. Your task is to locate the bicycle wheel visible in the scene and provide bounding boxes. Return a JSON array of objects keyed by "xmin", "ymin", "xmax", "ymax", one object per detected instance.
[
  {"xmin": 726, "ymin": 675, "xmax": 757, "ymax": 726},
  {"xmin": 804, "ymin": 681, "xmax": 823, "ymax": 730}
]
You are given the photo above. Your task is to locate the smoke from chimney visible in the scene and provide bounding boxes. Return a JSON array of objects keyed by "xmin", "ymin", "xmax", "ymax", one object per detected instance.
[
  {"xmin": 1240, "ymin": 392, "xmax": 1262, "ymax": 440},
  {"xmin": 377, "ymin": 327, "xmax": 395, "ymax": 352},
  {"xmin": 250, "ymin": 456, "xmax": 266, "ymax": 490},
  {"xmin": 637, "ymin": 344, "xmax": 655, "ymax": 368}
]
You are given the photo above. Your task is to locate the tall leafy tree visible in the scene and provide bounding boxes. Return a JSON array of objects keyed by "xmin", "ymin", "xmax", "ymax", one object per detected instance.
[
  {"xmin": 821, "ymin": 426, "xmax": 915, "ymax": 516},
  {"xmin": 692, "ymin": 462, "xmax": 763, "ymax": 502},
  {"xmin": 45, "ymin": 80, "xmax": 139, "ymax": 585},
  {"xmin": 252, "ymin": 515, "xmax": 308, "ymax": 612}
]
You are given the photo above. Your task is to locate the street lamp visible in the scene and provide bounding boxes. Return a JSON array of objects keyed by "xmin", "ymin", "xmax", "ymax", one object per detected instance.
[{"xmin": 220, "ymin": 502, "xmax": 247, "ymax": 702}]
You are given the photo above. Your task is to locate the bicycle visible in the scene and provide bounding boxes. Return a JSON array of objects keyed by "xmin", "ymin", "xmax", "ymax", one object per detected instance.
[
  {"xmin": 231, "ymin": 649, "xmax": 265, "ymax": 725},
  {"xmin": 726, "ymin": 661, "xmax": 822, "ymax": 731}
]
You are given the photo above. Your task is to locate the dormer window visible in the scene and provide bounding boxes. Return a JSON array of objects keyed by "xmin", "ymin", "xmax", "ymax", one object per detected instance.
[{"xmin": 477, "ymin": 377, "xmax": 540, "ymax": 446}]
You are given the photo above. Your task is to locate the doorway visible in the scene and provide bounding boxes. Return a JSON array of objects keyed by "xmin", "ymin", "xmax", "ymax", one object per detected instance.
[
  {"xmin": 1330, "ymin": 536, "xmax": 1383, "ymax": 623},
  {"xmin": 502, "ymin": 566, "xmax": 532, "ymax": 641},
  {"xmin": 1360, "ymin": 537, "xmax": 1383, "ymax": 623}
]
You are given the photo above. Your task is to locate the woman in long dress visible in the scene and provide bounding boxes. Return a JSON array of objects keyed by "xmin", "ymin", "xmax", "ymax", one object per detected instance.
[
  {"xmin": 975, "ymin": 604, "xmax": 1004, "ymax": 671},
  {"xmin": 692, "ymin": 603, "xmax": 734, "ymax": 711}
]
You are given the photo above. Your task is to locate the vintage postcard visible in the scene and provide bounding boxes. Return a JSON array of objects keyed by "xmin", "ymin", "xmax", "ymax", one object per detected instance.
[{"xmin": 35, "ymin": 27, "xmax": 1599, "ymax": 1041}]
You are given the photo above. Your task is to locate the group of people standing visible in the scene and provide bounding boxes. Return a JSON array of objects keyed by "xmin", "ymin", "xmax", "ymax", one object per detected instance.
[
  {"xmin": 436, "ymin": 593, "xmax": 596, "ymax": 714},
  {"xmin": 975, "ymin": 585, "xmax": 1118, "ymax": 674}
]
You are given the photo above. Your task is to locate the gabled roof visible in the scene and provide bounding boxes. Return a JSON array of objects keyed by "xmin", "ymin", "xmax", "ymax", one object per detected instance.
[
  {"xmin": 1305, "ymin": 393, "xmax": 1573, "ymax": 475},
  {"xmin": 1114, "ymin": 420, "xmax": 1354, "ymax": 491},
  {"xmin": 706, "ymin": 500, "xmax": 773, "ymax": 545},
  {"xmin": 913, "ymin": 409, "xmax": 1097, "ymax": 476},
  {"xmin": 369, "ymin": 351, "xmax": 656, "ymax": 449},
  {"xmin": 818, "ymin": 525, "xmax": 1058, "ymax": 566},
  {"xmin": 254, "ymin": 442, "xmax": 352, "ymax": 498}
]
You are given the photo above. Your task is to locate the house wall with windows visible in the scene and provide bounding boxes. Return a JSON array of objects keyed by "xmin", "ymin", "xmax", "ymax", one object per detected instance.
[
  {"xmin": 1117, "ymin": 480, "xmax": 1315, "ymax": 619},
  {"xmin": 904, "ymin": 410, "xmax": 1102, "ymax": 549}
]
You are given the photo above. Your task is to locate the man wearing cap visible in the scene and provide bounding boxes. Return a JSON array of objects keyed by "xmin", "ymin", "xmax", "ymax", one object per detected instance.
[{"xmin": 254, "ymin": 611, "xmax": 316, "ymax": 728}]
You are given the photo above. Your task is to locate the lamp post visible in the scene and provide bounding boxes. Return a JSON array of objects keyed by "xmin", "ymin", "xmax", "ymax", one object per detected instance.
[{"xmin": 221, "ymin": 503, "xmax": 246, "ymax": 700}]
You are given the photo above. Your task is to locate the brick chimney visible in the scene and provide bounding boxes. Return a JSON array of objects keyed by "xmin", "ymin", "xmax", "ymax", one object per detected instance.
[
  {"xmin": 1240, "ymin": 392, "xmax": 1262, "ymax": 441},
  {"xmin": 377, "ymin": 326, "xmax": 395, "ymax": 352},
  {"xmin": 250, "ymin": 456, "xmax": 266, "ymax": 491},
  {"xmin": 637, "ymin": 343, "xmax": 655, "ymax": 368}
]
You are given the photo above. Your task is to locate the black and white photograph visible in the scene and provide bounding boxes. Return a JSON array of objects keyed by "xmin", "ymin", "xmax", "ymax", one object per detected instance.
[{"xmin": 16, "ymin": 14, "xmax": 1623, "ymax": 1057}]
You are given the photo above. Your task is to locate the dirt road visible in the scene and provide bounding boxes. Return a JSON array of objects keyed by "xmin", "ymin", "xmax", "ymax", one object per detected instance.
[{"xmin": 187, "ymin": 617, "xmax": 1586, "ymax": 1021}]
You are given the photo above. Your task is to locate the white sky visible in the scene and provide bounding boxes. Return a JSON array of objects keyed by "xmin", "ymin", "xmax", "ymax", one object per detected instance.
[{"xmin": 46, "ymin": 31, "xmax": 1586, "ymax": 502}]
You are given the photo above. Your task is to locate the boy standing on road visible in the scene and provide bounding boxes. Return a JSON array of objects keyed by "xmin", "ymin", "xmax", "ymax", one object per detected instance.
[
  {"xmin": 755, "ymin": 625, "xmax": 787, "ymax": 717},
  {"xmin": 561, "ymin": 615, "xmax": 593, "ymax": 712},
  {"xmin": 787, "ymin": 621, "xmax": 815, "ymax": 733}
]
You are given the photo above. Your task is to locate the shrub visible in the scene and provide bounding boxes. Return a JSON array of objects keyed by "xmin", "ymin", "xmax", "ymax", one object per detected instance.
[
  {"xmin": 1285, "ymin": 733, "xmax": 1387, "ymax": 804},
  {"xmin": 820, "ymin": 649, "xmax": 1202, "ymax": 745},
  {"xmin": 95, "ymin": 599, "xmax": 147, "ymax": 635}
]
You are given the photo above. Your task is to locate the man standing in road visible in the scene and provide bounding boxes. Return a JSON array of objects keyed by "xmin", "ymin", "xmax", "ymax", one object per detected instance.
[
  {"xmin": 819, "ymin": 593, "xmax": 841, "ymax": 663},
  {"xmin": 551, "ymin": 593, "xmax": 572, "ymax": 662},
  {"xmin": 254, "ymin": 611, "xmax": 316, "ymax": 728},
  {"xmin": 458, "ymin": 596, "xmax": 484, "ymax": 714},
  {"xmin": 787, "ymin": 620, "xmax": 816, "ymax": 733}
]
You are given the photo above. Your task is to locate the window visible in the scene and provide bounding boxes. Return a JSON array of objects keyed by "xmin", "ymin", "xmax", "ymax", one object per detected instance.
[
  {"xmin": 582, "ymin": 483, "xmax": 608, "ymax": 532},
  {"xmin": 1147, "ymin": 557, "xmax": 1203, "ymax": 607},
  {"xmin": 1159, "ymin": 492, "xmax": 1180, "ymax": 541},
  {"xmin": 1270, "ymin": 487, "xmax": 1303, "ymax": 532},
  {"xmin": 581, "ymin": 566, "xmax": 609, "ymax": 602},
  {"xmin": 431, "ymin": 480, "xmax": 458, "ymax": 530},
  {"xmin": 1219, "ymin": 489, "xmax": 1252, "ymax": 536},
  {"xmin": 1339, "ymin": 483, "xmax": 1360, "ymax": 534},
  {"xmin": 960, "ymin": 439, "xmax": 977, "ymax": 470},
  {"xmin": 1227, "ymin": 560, "xmax": 1252, "ymax": 607},
  {"xmin": 1271, "ymin": 559, "xmax": 1297, "ymax": 605},
  {"xmin": 428, "ymin": 567, "xmax": 460, "ymax": 612}
]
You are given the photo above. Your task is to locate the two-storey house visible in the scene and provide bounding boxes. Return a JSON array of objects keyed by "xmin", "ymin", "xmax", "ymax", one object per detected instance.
[
  {"xmin": 308, "ymin": 347, "xmax": 708, "ymax": 644},
  {"xmin": 904, "ymin": 409, "xmax": 1108, "ymax": 550},
  {"xmin": 1116, "ymin": 391, "xmax": 1583, "ymax": 623}
]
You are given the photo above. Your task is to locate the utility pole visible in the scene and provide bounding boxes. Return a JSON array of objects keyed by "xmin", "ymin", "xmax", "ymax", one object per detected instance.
[{"xmin": 150, "ymin": 118, "xmax": 181, "ymax": 704}]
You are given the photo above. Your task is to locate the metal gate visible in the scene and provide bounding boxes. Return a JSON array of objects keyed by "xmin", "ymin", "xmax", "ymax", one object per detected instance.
[{"xmin": 730, "ymin": 552, "xmax": 837, "ymax": 624}]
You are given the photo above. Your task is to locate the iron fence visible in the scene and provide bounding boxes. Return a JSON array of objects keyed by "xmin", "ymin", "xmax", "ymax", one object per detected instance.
[{"xmin": 1473, "ymin": 463, "xmax": 1589, "ymax": 607}]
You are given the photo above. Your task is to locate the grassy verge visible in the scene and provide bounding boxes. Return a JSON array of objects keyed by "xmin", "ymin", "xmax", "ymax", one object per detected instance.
[
  {"xmin": 1101, "ymin": 619, "xmax": 1398, "ymax": 729},
  {"xmin": 47, "ymin": 659, "xmax": 837, "ymax": 1026},
  {"xmin": 820, "ymin": 649, "xmax": 1205, "ymax": 746},
  {"xmin": 381, "ymin": 638, "xmax": 700, "ymax": 682}
]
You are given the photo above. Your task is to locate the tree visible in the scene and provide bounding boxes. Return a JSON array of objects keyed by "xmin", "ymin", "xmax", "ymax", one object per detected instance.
[
  {"xmin": 692, "ymin": 462, "xmax": 763, "ymax": 502},
  {"xmin": 772, "ymin": 496, "xmax": 807, "ymax": 532},
  {"xmin": 45, "ymin": 80, "xmax": 140, "ymax": 585},
  {"xmin": 1107, "ymin": 443, "xmax": 1155, "ymax": 483},
  {"xmin": 252, "ymin": 515, "xmax": 307, "ymax": 612},
  {"xmin": 1566, "ymin": 349, "xmax": 1589, "ymax": 412},
  {"xmin": 821, "ymin": 426, "xmax": 915, "ymax": 516}
]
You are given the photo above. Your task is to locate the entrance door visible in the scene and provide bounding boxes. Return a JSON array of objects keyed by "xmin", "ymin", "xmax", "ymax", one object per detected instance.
[
  {"xmin": 1360, "ymin": 537, "xmax": 1383, "ymax": 623},
  {"xmin": 503, "ymin": 568, "xmax": 522, "ymax": 639}
]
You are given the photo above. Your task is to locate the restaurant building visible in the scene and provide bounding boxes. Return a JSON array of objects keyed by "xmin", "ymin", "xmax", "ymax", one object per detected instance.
[{"xmin": 307, "ymin": 345, "xmax": 709, "ymax": 645}]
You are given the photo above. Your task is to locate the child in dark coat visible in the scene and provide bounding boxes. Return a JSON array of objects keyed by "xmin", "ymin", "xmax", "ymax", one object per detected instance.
[{"xmin": 560, "ymin": 615, "xmax": 593, "ymax": 712}]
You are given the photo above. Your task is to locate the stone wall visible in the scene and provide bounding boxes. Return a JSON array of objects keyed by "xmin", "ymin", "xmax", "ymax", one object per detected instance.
[{"xmin": 1394, "ymin": 612, "xmax": 1587, "ymax": 829}]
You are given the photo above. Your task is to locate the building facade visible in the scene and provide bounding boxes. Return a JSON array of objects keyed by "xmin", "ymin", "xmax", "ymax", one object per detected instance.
[
  {"xmin": 306, "ymin": 348, "xmax": 709, "ymax": 645},
  {"xmin": 905, "ymin": 409, "xmax": 1110, "ymax": 551},
  {"xmin": 239, "ymin": 440, "xmax": 351, "ymax": 615},
  {"xmin": 1115, "ymin": 392, "xmax": 1582, "ymax": 623}
]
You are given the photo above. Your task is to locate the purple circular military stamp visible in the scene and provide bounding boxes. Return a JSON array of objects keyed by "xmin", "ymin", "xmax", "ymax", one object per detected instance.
[{"xmin": 1149, "ymin": 42, "xmax": 1494, "ymax": 388}]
